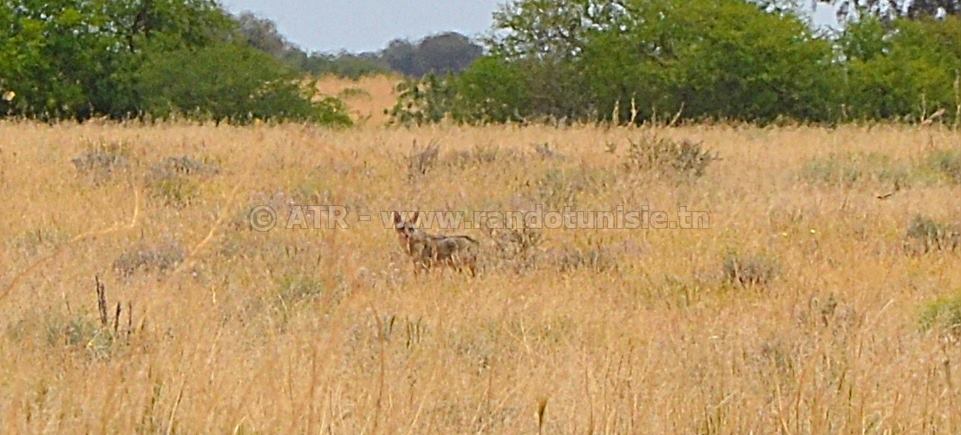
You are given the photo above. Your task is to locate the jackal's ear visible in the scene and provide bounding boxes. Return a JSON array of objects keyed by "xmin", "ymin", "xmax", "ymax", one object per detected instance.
[
  {"xmin": 392, "ymin": 211, "xmax": 402, "ymax": 225},
  {"xmin": 411, "ymin": 211, "xmax": 420, "ymax": 224}
]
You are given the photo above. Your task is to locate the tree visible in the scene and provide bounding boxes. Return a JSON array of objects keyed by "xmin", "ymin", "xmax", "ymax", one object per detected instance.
[
  {"xmin": 842, "ymin": 16, "xmax": 961, "ymax": 121},
  {"xmin": 907, "ymin": 0, "xmax": 961, "ymax": 18},
  {"xmin": 451, "ymin": 56, "xmax": 529, "ymax": 123},
  {"xmin": 489, "ymin": 0, "xmax": 628, "ymax": 60},
  {"xmin": 381, "ymin": 33, "xmax": 483, "ymax": 77},
  {"xmin": 234, "ymin": 11, "xmax": 309, "ymax": 69},
  {"xmin": 415, "ymin": 33, "xmax": 484, "ymax": 76},
  {"xmin": 0, "ymin": 0, "xmax": 350, "ymax": 124},
  {"xmin": 137, "ymin": 43, "xmax": 351, "ymax": 125},
  {"xmin": 831, "ymin": 0, "xmax": 961, "ymax": 21},
  {"xmin": 382, "ymin": 39, "xmax": 418, "ymax": 75},
  {"xmin": 235, "ymin": 12, "xmax": 289, "ymax": 56},
  {"xmin": 302, "ymin": 52, "xmax": 389, "ymax": 78}
]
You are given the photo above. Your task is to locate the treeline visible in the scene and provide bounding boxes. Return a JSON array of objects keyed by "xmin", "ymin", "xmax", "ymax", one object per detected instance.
[
  {"xmin": 391, "ymin": 0, "xmax": 961, "ymax": 126},
  {"xmin": 0, "ymin": 1, "xmax": 351, "ymax": 124},
  {"xmin": 235, "ymin": 13, "xmax": 484, "ymax": 79}
]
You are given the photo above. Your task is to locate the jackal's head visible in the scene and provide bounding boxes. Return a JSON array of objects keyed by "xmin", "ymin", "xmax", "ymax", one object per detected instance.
[{"xmin": 392, "ymin": 211, "xmax": 423, "ymax": 251}]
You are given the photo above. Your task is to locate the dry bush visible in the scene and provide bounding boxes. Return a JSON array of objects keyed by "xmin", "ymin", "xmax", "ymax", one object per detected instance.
[
  {"xmin": 482, "ymin": 220, "xmax": 543, "ymax": 273},
  {"xmin": 532, "ymin": 142, "xmax": 562, "ymax": 160},
  {"xmin": 245, "ymin": 274, "xmax": 328, "ymax": 332},
  {"xmin": 799, "ymin": 151, "xmax": 913, "ymax": 187},
  {"xmin": 905, "ymin": 214, "xmax": 961, "ymax": 254},
  {"xmin": 7, "ymin": 228, "xmax": 69, "ymax": 257},
  {"xmin": 9, "ymin": 277, "xmax": 136, "ymax": 360},
  {"xmin": 145, "ymin": 155, "xmax": 220, "ymax": 206},
  {"xmin": 149, "ymin": 155, "xmax": 221, "ymax": 178},
  {"xmin": 71, "ymin": 140, "xmax": 131, "ymax": 184},
  {"xmin": 112, "ymin": 240, "xmax": 185, "ymax": 277},
  {"xmin": 549, "ymin": 244, "xmax": 618, "ymax": 273},
  {"xmin": 407, "ymin": 140, "xmax": 440, "ymax": 179},
  {"xmin": 530, "ymin": 167, "xmax": 607, "ymax": 209},
  {"xmin": 445, "ymin": 143, "xmax": 514, "ymax": 169},
  {"xmin": 624, "ymin": 134, "xmax": 718, "ymax": 177},
  {"xmin": 923, "ymin": 147, "xmax": 961, "ymax": 184},
  {"xmin": 721, "ymin": 251, "xmax": 779, "ymax": 288}
]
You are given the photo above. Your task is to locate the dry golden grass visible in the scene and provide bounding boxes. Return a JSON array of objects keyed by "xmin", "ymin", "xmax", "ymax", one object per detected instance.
[
  {"xmin": 2, "ymin": 119, "xmax": 961, "ymax": 433},
  {"xmin": 314, "ymin": 74, "xmax": 399, "ymax": 126}
]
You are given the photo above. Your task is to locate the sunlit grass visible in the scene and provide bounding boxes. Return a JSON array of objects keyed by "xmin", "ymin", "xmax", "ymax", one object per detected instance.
[{"xmin": 1, "ymin": 116, "xmax": 961, "ymax": 432}]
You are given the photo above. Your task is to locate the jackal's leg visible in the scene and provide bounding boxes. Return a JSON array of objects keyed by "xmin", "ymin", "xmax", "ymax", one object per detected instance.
[
  {"xmin": 412, "ymin": 260, "xmax": 428, "ymax": 276},
  {"xmin": 467, "ymin": 263, "xmax": 477, "ymax": 277}
]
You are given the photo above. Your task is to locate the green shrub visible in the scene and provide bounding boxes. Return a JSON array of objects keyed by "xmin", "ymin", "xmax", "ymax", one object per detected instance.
[
  {"xmin": 39, "ymin": 313, "xmax": 118, "ymax": 360},
  {"xmin": 303, "ymin": 53, "xmax": 390, "ymax": 79},
  {"xmin": 920, "ymin": 292, "xmax": 961, "ymax": 338},
  {"xmin": 137, "ymin": 43, "xmax": 352, "ymax": 125},
  {"xmin": 842, "ymin": 17, "xmax": 961, "ymax": 123},
  {"xmin": 450, "ymin": 56, "xmax": 529, "ymax": 124},
  {"xmin": 387, "ymin": 74, "xmax": 456, "ymax": 126},
  {"xmin": 0, "ymin": 0, "xmax": 233, "ymax": 121}
]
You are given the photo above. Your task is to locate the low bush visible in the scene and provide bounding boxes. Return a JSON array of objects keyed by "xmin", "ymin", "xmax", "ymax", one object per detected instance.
[
  {"xmin": 722, "ymin": 252, "xmax": 779, "ymax": 288},
  {"xmin": 625, "ymin": 135, "xmax": 719, "ymax": 178}
]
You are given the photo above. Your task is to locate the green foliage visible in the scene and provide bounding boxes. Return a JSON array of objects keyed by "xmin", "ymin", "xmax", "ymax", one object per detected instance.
[
  {"xmin": 920, "ymin": 292, "xmax": 961, "ymax": 338},
  {"xmin": 303, "ymin": 53, "xmax": 391, "ymax": 79},
  {"xmin": 395, "ymin": 0, "xmax": 961, "ymax": 126},
  {"xmin": 663, "ymin": 0, "xmax": 840, "ymax": 122},
  {"xmin": 388, "ymin": 75, "xmax": 456, "ymax": 126},
  {"xmin": 842, "ymin": 17, "xmax": 961, "ymax": 122},
  {"xmin": 0, "ymin": 0, "xmax": 233, "ymax": 120},
  {"xmin": 501, "ymin": 0, "xmax": 841, "ymax": 123},
  {"xmin": 383, "ymin": 33, "xmax": 484, "ymax": 77},
  {"xmin": 137, "ymin": 43, "xmax": 351, "ymax": 125},
  {"xmin": 450, "ymin": 56, "xmax": 529, "ymax": 123},
  {"xmin": 0, "ymin": 0, "xmax": 351, "ymax": 125},
  {"xmin": 387, "ymin": 56, "xmax": 532, "ymax": 125}
]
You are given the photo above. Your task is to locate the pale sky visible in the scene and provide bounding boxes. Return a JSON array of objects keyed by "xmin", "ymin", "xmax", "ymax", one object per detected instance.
[
  {"xmin": 218, "ymin": 1, "xmax": 839, "ymax": 54},
  {"xmin": 219, "ymin": 0, "xmax": 503, "ymax": 53}
]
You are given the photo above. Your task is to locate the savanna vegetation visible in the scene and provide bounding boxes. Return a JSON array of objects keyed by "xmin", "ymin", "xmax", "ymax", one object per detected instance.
[
  {"xmin": 392, "ymin": 0, "xmax": 961, "ymax": 126},
  {"xmin": 4, "ymin": 111, "xmax": 961, "ymax": 433},
  {"xmin": 3, "ymin": 0, "xmax": 961, "ymax": 433},
  {"xmin": 0, "ymin": 0, "xmax": 350, "ymax": 124}
]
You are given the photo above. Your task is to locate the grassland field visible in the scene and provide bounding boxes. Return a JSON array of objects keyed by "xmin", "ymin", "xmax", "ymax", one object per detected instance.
[{"xmin": 2, "ymin": 76, "xmax": 961, "ymax": 433}]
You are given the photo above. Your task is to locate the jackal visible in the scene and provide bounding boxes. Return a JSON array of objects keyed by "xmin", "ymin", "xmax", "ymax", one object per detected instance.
[{"xmin": 392, "ymin": 211, "xmax": 479, "ymax": 276}]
